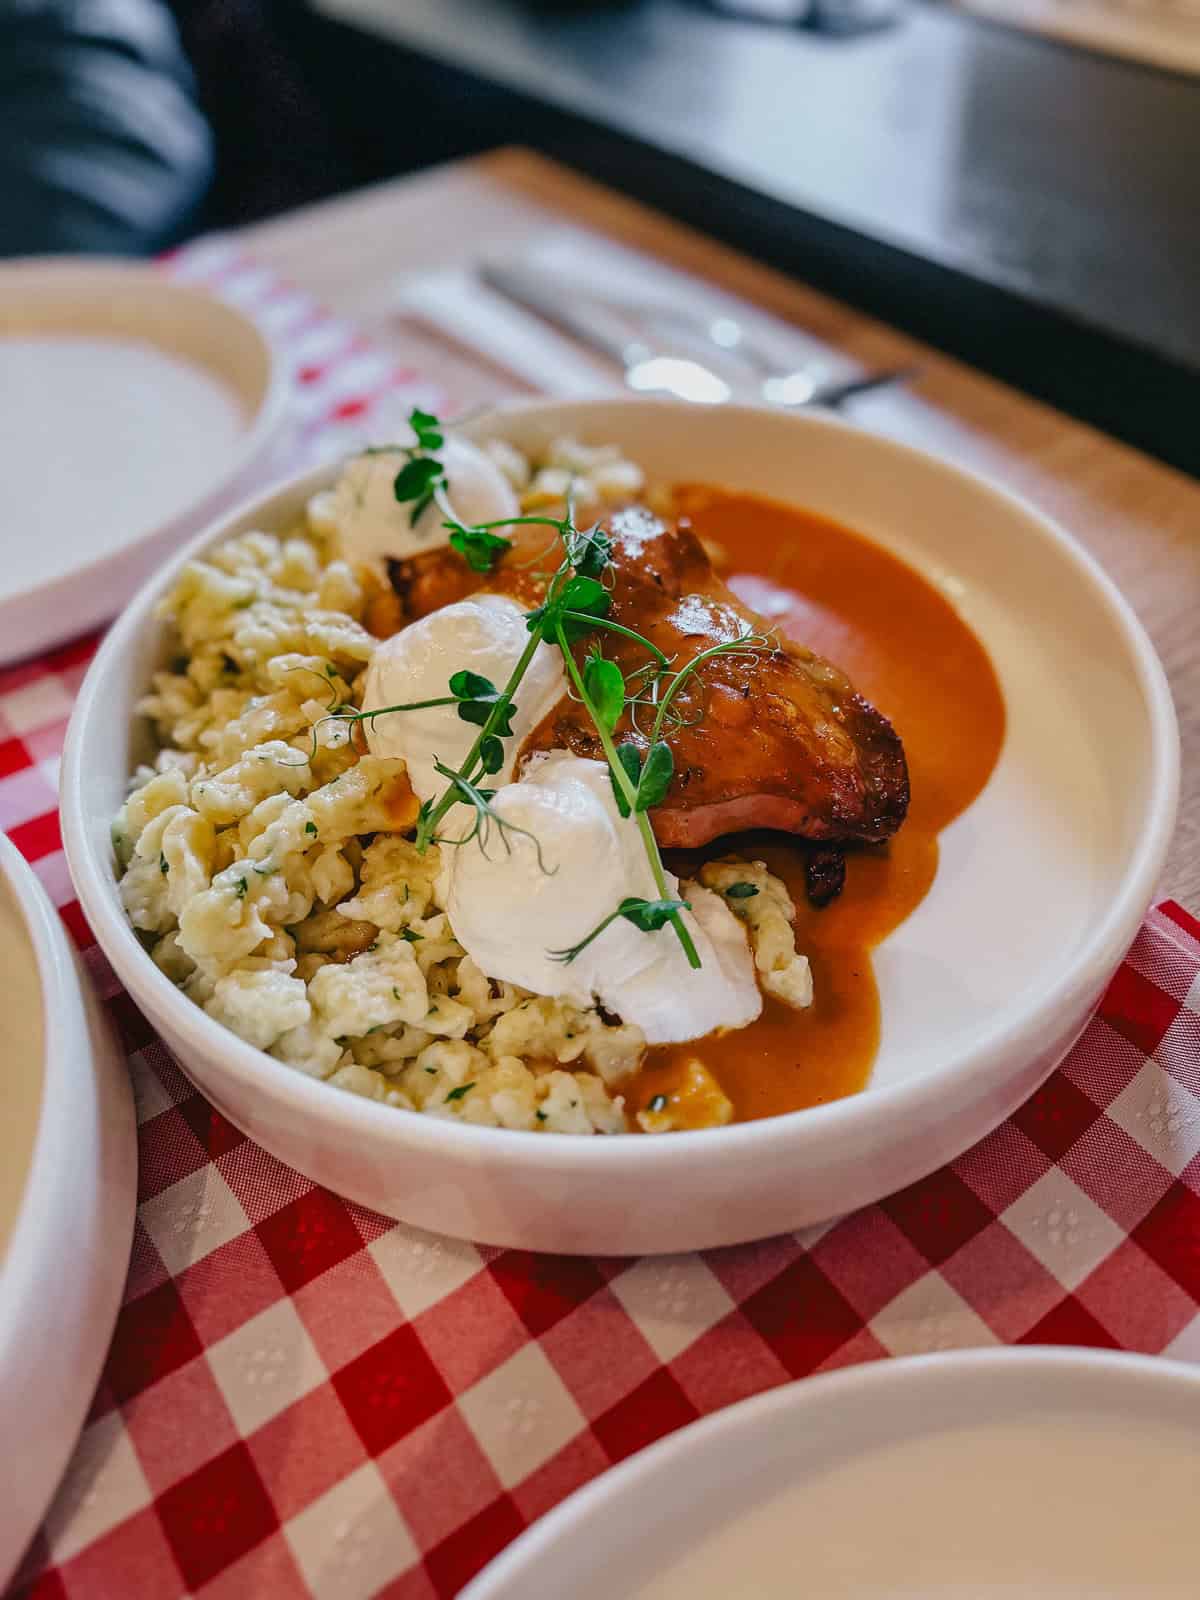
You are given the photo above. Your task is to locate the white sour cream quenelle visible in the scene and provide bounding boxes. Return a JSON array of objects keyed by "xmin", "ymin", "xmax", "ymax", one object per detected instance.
[
  {"xmin": 361, "ymin": 595, "xmax": 565, "ymax": 803},
  {"xmin": 311, "ymin": 435, "xmax": 518, "ymax": 569},
  {"xmin": 444, "ymin": 752, "xmax": 762, "ymax": 1045}
]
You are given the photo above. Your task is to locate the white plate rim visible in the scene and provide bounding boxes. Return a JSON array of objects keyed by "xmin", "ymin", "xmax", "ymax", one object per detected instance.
[
  {"xmin": 59, "ymin": 398, "xmax": 1180, "ymax": 1171},
  {"xmin": 460, "ymin": 1346, "xmax": 1200, "ymax": 1598},
  {"xmin": 0, "ymin": 833, "xmax": 137, "ymax": 1588},
  {"xmin": 0, "ymin": 258, "xmax": 289, "ymax": 654}
]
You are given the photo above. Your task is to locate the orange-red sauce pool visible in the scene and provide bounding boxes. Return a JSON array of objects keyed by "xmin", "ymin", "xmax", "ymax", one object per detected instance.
[{"xmin": 628, "ymin": 486, "xmax": 1006, "ymax": 1126}]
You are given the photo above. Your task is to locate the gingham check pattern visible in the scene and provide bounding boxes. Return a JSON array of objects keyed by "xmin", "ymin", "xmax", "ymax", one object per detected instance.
[{"xmin": 8, "ymin": 258, "xmax": 1200, "ymax": 1599}]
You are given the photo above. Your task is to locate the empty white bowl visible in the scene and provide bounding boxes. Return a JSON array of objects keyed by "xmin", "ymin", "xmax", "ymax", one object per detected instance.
[{"xmin": 60, "ymin": 399, "xmax": 1178, "ymax": 1254}]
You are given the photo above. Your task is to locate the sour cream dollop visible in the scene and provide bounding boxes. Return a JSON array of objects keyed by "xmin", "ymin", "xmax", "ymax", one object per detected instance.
[
  {"xmin": 444, "ymin": 752, "xmax": 762, "ymax": 1044},
  {"xmin": 361, "ymin": 594, "xmax": 565, "ymax": 802},
  {"xmin": 314, "ymin": 435, "xmax": 518, "ymax": 570}
]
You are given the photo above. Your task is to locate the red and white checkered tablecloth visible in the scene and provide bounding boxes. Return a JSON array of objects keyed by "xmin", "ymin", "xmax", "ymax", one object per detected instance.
[{"xmin": 7, "ymin": 250, "xmax": 1200, "ymax": 1600}]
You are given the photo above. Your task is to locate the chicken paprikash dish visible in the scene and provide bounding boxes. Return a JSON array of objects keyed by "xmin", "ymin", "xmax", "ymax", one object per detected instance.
[{"xmin": 115, "ymin": 414, "xmax": 1004, "ymax": 1134}]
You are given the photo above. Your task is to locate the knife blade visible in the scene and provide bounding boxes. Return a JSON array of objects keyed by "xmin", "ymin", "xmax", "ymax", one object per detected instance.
[
  {"xmin": 480, "ymin": 260, "xmax": 916, "ymax": 410},
  {"xmin": 479, "ymin": 262, "xmax": 734, "ymax": 405}
]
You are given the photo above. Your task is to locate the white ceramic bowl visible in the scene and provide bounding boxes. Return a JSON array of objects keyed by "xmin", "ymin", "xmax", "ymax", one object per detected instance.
[
  {"xmin": 60, "ymin": 399, "xmax": 1178, "ymax": 1255},
  {"xmin": 0, "ymin": 259, "xmax": 288, "ymax": 664},
  {"xmin": 0, "ymin": 834, "xmax": 136, "ymax": 1588},
  {"xmin": 461, "ymin": 1348, "xmax": 1200, "ymax": 1598}
]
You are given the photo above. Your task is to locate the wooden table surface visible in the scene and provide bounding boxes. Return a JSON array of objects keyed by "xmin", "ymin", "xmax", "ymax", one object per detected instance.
[{"xmin": 239, "ymin": 147, "xmax": 1200, "ymax": 908}]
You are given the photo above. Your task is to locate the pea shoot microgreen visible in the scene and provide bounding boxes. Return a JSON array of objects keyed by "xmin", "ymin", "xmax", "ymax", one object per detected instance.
[
  {"xmin": 549, "ymin": 895, "xmax": 692, "ymax": 964},
  {"xmin": 391, "ymin": 454, "xmax": 443, "ymax": 516},
  {"xmin": 449, "ymin": 526, "xmax": 513, "ymax": 573},
  {"xmin": 606, "ymin": 737, "xmax": 675, "ymax": 819},
  {"xmin": 387, "ymin": 409, "xmax": 447, "ymax": 527},
  {"xmin": 343, "ymin": 408, "xmax": 774, "ymax": 972},
  {"xmin": 387, "ymin": 407, "xmax": 520, "ymax": 573},
  {"xmin": 285, "ymin": 660, "xmax": 520, "ymax": 771},
  {"xmin": 428, "ymin": 760, "xmax": 554, "ymax": 873},
  {"xmin": 550, "ymin": 610, "xmax": 701, "ymax": 968},
  {"xmin": 583, "ymin": 652, "xmax": 624, "ymax": 734},
  {"xmin": 646, "ymin": 630, "xmax": 771, "ymax": 749}
]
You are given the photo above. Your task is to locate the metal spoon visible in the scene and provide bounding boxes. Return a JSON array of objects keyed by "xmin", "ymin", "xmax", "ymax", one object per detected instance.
[{"xmin": 481, "ymin": 263, "xmax": 916, "ymax": 409}]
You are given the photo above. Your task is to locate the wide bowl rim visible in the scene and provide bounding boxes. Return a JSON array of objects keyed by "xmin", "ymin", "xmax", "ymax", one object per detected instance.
[
  {"xmin": 459, "ymin": 1345, "xmax": 1200, "ymax": 1598},
  {"xmin": 0, "ymin": 831, "xmax": 136, "ymax": 1588},
  {"xmin": 0, "ymin": 256, "xmax": 289, "ymax": 613},
  {"xmin": 61, "ymin": 397, "xmax": 1180, "ymax": 1172},
  {"xmin": 0, "ymin": 833, "xmax": 95, "ymax": 1309}
]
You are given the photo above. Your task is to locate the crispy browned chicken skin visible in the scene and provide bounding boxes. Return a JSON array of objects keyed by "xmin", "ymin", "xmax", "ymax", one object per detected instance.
[{"xmin": 386, "ymin": 506, "xmax": 909, "ymax": 850}]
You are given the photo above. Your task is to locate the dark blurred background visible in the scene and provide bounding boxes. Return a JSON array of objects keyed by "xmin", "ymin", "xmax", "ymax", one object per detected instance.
[
  {"xmin": 0, "ymin": 0, "xmax": 629, "ymax": 255},
  {"xmin": 0, "ymin": 0, "xmax": 356, "ymax": 255},
  {"xmin": 3, "ymin": 0, "xmax": 1197, "ymax": 473}
]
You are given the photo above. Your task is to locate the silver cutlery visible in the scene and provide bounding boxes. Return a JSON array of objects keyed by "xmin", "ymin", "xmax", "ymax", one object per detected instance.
[
  {"xmin": 481, "ymin": 263, "xmax": 731, "ymax": 404},
  {"xmin": 638, "ymin": 303, "xmax": 831, "ymax": 405},
  {"xmin": 480, "ymin": 262, "xmax": 916, "ymax": 409},
  {"xmin": 634, "ymin": 303, "xmax": 918, "ymax": 406}
]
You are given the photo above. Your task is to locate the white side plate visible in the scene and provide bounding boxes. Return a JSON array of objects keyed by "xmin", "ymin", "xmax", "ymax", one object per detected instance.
[
  {"xmin": 0, "ymin": 834, "xmax": 137, "ymax": 1589},
  {"xmin": 0, "ymin": 259, "xmax": 287, "ymax": 665},
  {"xmin": 464, "ymin": 1349, "xmax": 1200, "ymax": 1597}
]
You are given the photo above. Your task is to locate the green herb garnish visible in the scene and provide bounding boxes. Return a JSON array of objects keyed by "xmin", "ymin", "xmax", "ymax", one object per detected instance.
[
  {"xmin": 583, "ymin": 652, "xmax": 624, "ymax": 735},
  {"xmin": 341, "ymin": 409, "xmax": 772, "ymax": 975},
  {"xmin": 449, "ymin": 526, "xmax": 514, "ymax": 573},
  {"xmin": 445, "ymin": 1082, "xmax": 476, "ymax": 1103},
  {"xmin": 388, "ymin": 407, "xmax": 512, "ymax": 565},
  {"xmin": 550, "ymin": 896, "xmax": 692, "ymax": 965},
  {"xmin": 409, "ymin": 407, "xmax": 444, "ymax": 451},
  {"xmin": 550, "ymin": 615, "xmax": 699, "ymax": 969},
  {"xmin": 616, "ymin": 739, "xmax": 673, "ymax": 815},
  {"xmin": 725, "ymin": 882, "xmax": 759, "ymax": 899}
]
